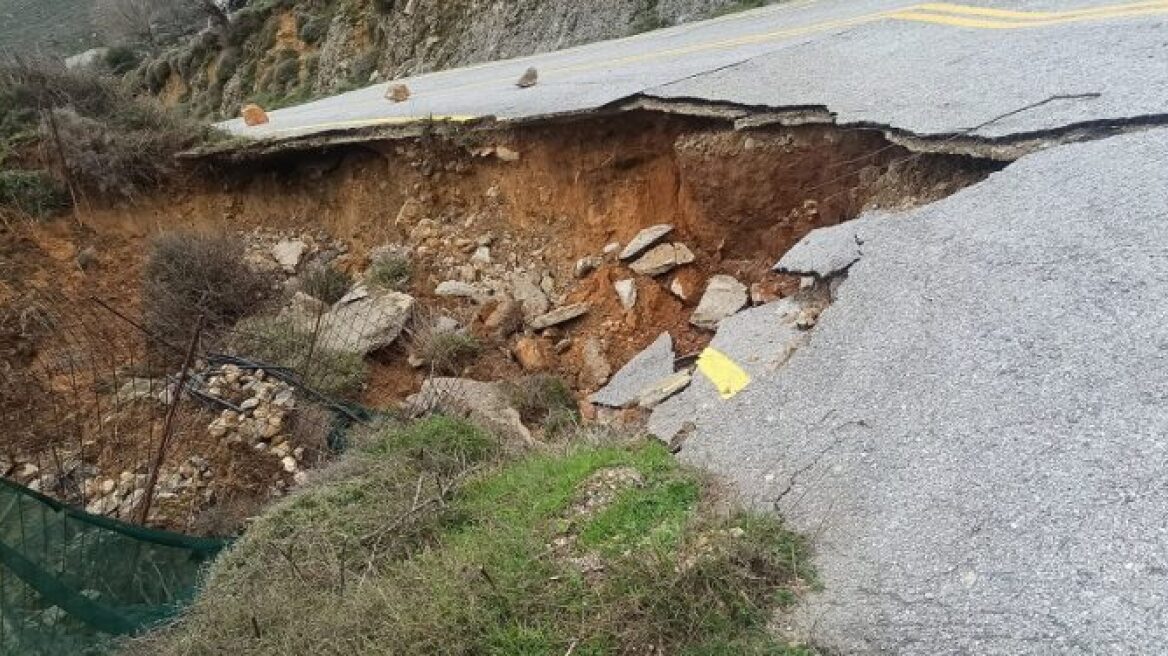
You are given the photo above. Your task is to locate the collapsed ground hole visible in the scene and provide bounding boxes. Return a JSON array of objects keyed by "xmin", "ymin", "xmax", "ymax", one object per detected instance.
[{"xmin": 0, "ymin": 110, "xmax": 1007, "ymax": 532}]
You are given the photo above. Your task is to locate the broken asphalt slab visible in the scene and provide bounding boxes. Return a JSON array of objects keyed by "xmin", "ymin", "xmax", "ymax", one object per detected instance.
[
  {"xmin": 676, "ymin": 128, "xmax": 1168, "ymax": 654},
  {"xmin": 590, "ymin": 332, "xmax": 674, "ymax": 408},
  {"xmin": 773, "ymin": 214, "xmax": 886, "ymax": 278}
]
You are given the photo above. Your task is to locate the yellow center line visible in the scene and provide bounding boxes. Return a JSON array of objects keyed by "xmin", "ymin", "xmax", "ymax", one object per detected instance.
[
  {"xmin": 892, "ymin": 2, "xmax": 1168, "ymax": 28},
  {"xmin": 913, "ymin": 0, "xmax": 1168, "ymax": 19}
]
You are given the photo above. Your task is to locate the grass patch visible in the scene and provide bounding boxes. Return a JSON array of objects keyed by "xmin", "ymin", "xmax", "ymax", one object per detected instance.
[
  {"xmin": 230, "ymin": 315, "xmax": 369, "ymax": 399},
  {"xmin": 408, "ymin": 311, "xmax": 481, "ymax": 376},
  {"xmin": 366, "ymin": 252, "xmax": 412, "ymax": 291},
  {"xmin": 0, "ymin": 169, "xmax": 69, "ymax": 219},
  {"xmin": 123, "ymin": 421, "xmax": 814, "ymax": 655},
  {"xmin": 502, "ymin": 374, "xmax": 579, "ymax": 437}
]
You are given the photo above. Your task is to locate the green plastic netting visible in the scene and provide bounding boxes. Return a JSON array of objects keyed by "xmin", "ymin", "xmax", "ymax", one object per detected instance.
[{"xmin": 0, "ymin": 477, "xmax": 226, "ymax": 655}]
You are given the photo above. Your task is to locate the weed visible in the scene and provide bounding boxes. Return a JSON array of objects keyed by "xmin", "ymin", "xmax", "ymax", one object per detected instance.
[
  {"xmin": 230, "ymin": 315, "xmax": 369, "ymax": 399},
  {"xmin": 0, "ymin": 170, "xmax": 68, "ymax": 219},
  {"xmin": 408, "ymin": 311, "xmax": 480, "ymax": 376},
  {"xmin": 300, "ymin": 264, "xmax": 350, "ymax": 305},
  {"xmin": 502, "ymin": 374, "xmax": 579, "ymax": 430},
  {"xmin": 366, "ymin": 252, "xmax": 411, "ymax": 291}
]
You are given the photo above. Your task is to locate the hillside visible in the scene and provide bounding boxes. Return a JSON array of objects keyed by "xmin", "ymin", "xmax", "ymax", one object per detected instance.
[
  {"xmin": 131, "ymin": 0, "xmax": 759, "ymax": 119},
  {"xmin": 0, "ymin": 0, "xmax": 98, "ymax": 54}
]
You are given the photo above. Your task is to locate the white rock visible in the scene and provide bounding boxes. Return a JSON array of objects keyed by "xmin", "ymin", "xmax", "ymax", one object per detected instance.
[
  {"xmin": 619, "ymin": 225, "xmax": 673, "ymax": 260},
  {"xmin": 435, "ymin": 281, "xmax": 489, "ymax": 302},
  {"xmin": 614, "ymin": 279, "xmax": 637, "ymax": 309},
  {"xmin": 317, "ymin": 289, "xmax": 416, "ymax": 355},
  {"xmin": 471, "ymin": 246, "xmax": 492, "ymax": 265},
  {"xmin": 690, "ymin": 275, "xmax": 749, "ymax": 330},
  {"xmin": 281, "ymin": 456, "xmax": 298, "ymax": 473},
  {"xmin": 271, "ymin": 239, "xmax": 308, "ymax": 273},
  {"xmin": 530, "ymin": 303, "xmax": 590, "ymax": 330}
]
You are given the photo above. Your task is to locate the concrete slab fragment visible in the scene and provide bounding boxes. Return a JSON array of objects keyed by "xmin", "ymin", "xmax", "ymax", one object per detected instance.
[{"xmin": 589, "ymin": 332, "xmax": 674, "ymax": 408}]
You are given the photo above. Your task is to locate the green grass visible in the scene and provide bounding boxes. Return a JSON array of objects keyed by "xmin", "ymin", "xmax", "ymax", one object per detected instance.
[
  {"xmin": 124, "ymin": 419, "xmax": 815, "ymax": 655},
  {"xmin": 366, "ymin": 252, "xmax": 412, "ymax": 291}
]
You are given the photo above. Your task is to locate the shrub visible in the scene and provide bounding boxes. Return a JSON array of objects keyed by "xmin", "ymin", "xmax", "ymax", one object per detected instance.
[
  {"xmin": 215, "ymin": 47, "xmax": 242, "ymax": 87},
  {"xmin": 503, "ymin": 374, "xmax": 578, "ymax": 428},
  {"xmin": 103, "ymin": 46, "xmax": 140, "ymax": 75},
  {"xmin": 231, "ymin": 315, "xmax": 369, "ymax": 399},
  {"xmin": 0, "ymin": 170, "xmax": 68, "ymax": 218},
  {"xmin": 142, "ymin": 232, "xmax": 273, "ymax": 347},
  {"xmin": 366, "ymin": 253, "xmax": 410, "ymax": 290},
  {"xmin": 300, "ymin": 264, "xmax": 350, "ymax": 305},
  {"xmin": 297, "ymin": 13, "xmax": 330, "ymax": 43},
  {"xmin": 409, "ymin": 319, "xmax": 480, "ymax": 376}
]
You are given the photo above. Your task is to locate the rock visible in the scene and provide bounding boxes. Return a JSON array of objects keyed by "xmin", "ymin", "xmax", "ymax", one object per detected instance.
[
  {"xmin": 386, "ymin": 83, "xmax": 411, "ymax": 102},
  {"xmin": 471, "ymin": 246, "xmax": 492, "ymax": 265},
  {"xmin": 271, "ymin": 239, "xmax": 308, "ymax": 273},
  {"xmin": 405, "ymin": 378, "xmax": 535, "ymax": 446},
  {"xmin": 241, "ymin": 103, "xmax": 268, "ymax": 126},
  {"xmin": 316, "ymin": 289, "xmax": 415, "ymax": 355},
  {"xmin": 516, "ymin": 67, "xmax": 538, "ymax": 88},
  {"xmin": 494, "ymin": 146, "xmax": 521, "ymax": 162},
  {"xmin": 619, "ymin": 225, "xmax": 673, "ymax": 260},
  {"xmin": 575, "ymin": 255, "xmax": 602, "ymax": 278},
  {"xmin": 628, "ymin": 243, "xmax": 694, "ymax": 276},
  {"xmin": 485, "ymin": 297, "xmax": 523, "ymax": 337},
  {"xmin": 750, "ymin": 281, "xmax": 784, "ymax": 305},
  {"xmin": 589, "ymin": 332, "xmax": 674, "ymax": 407},
  {"xmin": 603, "ymin": 242, "xmax": 621, "ymax": 257},
  {"xmin": 582, "ymin": 338, "xmax": 611, "ymax": 388},
  {"xmin": 514, "ymin": 336, "xmax": 549, "ymax": 371},
  {"xmin": 614, "ymin": 279, "xmax": 637, "ymax": 309},
  {"xmin": 636, "ymin": 371, "xmax": 692, "ymax": 409},
  {"xmin": 510, "ymin": 272, "xmax": 551, "ymax": 319},
  {"xmin": 669, "ymin": 276, "xmax": 690, "ymax": 300},
  {"xmin": 240, "ymin": 397, "xmax": 260, "ymax": 411},
  {"xmin": 281, "ymin": 456, "xmax": 298, "ymax": 473},
  {"xmin": 86, "ymin": 493, "xmax": 119, "ymax": 515},
  {"xmin": 690, "ymin": 275, "xmax": 749, "ymax": 330},
  {"xmin": 76, "ymin": 245, "xmax": 98, "ymax": 270},
  {"xmin": 530, "ymin": 303, "xmax": 590, "ymax": 330},
  {"xmin": 115, "ymin": 378, "xmax": 160, "ymax": 404},
  {"xmin": 435, "ymin": 280, "xmax": 489, "ymax": 302}
]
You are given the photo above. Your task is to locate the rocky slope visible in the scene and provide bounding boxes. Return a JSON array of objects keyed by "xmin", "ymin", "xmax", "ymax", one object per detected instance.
[{"xmin": 131, "ymin": 0, "xmax": 754, "ymax": 118}]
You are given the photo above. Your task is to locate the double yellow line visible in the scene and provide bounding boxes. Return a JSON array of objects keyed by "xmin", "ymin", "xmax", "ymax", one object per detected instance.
[{"xmin": 890, "ymin": 0, "xmax": 1168, "ymax": 29}]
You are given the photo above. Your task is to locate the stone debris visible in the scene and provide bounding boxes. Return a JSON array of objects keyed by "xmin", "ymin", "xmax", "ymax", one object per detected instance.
[
  {"xmin": 619, "ymin": 224, "xmax": 674, "ymax": 260},
  {"xmin": 484, "ymin": 297, "xmax": 523, "ymax": 337},
  {"xmin": 405, "ymin": 378, "xmax": 535, "ymax": 445},
  {"xmin": 602, "ymin": 242, "xmax": 621, "ymax": 257},
  {"xmin": 317, "ymin": 288, "xmax": 416, "ymax": 354},
  {"xmin": 514, "ymin": 336, "xmax": 550, "ymax": 371},
  {"xmin": 669, "ymin": 276, "xmax": 691, "ymax": 300},
  {"xmin": 581, "ymin": 337, "xmax": 611, "ymax": 388},
  {"xmin": 494, "ymin": 146, "xmax": 521, "ymax": 162},
  {"xmin": 386, "ymin": 83, "xmax": 411, "ymax": 102},
  {"xmin": 510, "ymin": 272, "xmax": 551, "ymax": 319},
  {"xmin": 530, "ymin": 302, "xmax": 590, "ymax": 330},
  {"xmin": 614, "ymin": 279, "xmax": 637, "ymax": 309},
  {"xmin": 690, "ymin": 275, "xmax": 748, "ymax": 330},
  {"xmin": 575, "ymin": 255, "xmax": 602, "ymax": 278},
  {"xmin": 589, "ymin": 332, "xmax": 674, "ymax": 408},
  {"xmin": 271, "ymin": 239, "xmax": 308, "ymax": 273},
  {"xmin": 241, "ymin": 103, "xmax": 268, "ymax": 126},
  {"xmin": 516, "ymin": 67, "xmax": 539, "ymax": 88},
  {"xmin": 628, "ymin": 242, "xmax": 695, "ymax": 276},
  {"xmin": 471, "ymin": 246, "xmax": 492, "ymax": 265},
  {"xmin": 635, "ymin": 371, "xmax": 692, "ymax": 409},
  {"xmin": 435, "ymin": 280, "xmax": 489, "ymax": 302}
]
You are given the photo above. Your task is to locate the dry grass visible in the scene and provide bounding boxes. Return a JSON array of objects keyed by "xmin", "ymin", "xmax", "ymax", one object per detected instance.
[
  {"xmin": 121, "ymin": 418, "xmax": 816, "ymax": 656},
  {"xmin": 407, "ymin": 310, "xmax": 481, "ymax": 376},
  {"xmin": 366, "ymin": 252, "xmax": 411, "ymax": 291},
  {"xmin": 299, "ymin": 264, "xmax": 350, "ymax": 306}
]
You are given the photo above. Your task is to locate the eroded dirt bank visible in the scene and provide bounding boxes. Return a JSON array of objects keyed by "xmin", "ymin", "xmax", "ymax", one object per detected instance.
[{"xmin": 0, "ymin": 111, "xmax": 1005, "ymax": 531}]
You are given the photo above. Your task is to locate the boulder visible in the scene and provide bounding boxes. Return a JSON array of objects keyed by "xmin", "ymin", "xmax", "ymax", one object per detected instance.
[
  {"xmin": 514, "ymin": 336, "xmax": 550, "ymax": 371},
  {"xmin": 271, "ymin": 239, "xmax": 307, "ymax": 273},
  {"xmin": 619, "ymin": 224, "xmax": 674, "ymax": 260},
  {"xmin": 316, "ymin": 289, "xmax": 415, "ymax": 355},
  {"xmin": 386, "ymin": 83, "xmax": 411, "ymax": 102},
  {"xmin": 582, "ymin": 337, "xmax": 611, "ymax": 388},
  {"xmin": 405, "ymin": 378, "xmax": 535, "ymax": 446},
  {"xmin": 510, "ymin": 272, "xmax": 551, "ymax": 319},
  {"xmin": 484, "ymin": 297, "xmax": 523, "ymax": 337},
  {"xmin": 241, "ymin": 103, "xmax": 268, "ymax": 126},
  {"xmin": 435, "ymin": 280, "xmax": 489, "ymax": 302},
  {"xmin": 690, "ymin": 275, "xmax": 748, "ymax": 329}
]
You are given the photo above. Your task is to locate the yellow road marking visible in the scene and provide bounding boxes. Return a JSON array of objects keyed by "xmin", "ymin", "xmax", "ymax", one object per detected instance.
[
  {"xmin": 891, "ymin": 3, "xmax": 1168, "ymax": 28},
  {"xmin": 697, "ymin": 347, "xmax": 752, "ymax": 400},
  {"xmin": 913, "ymin": 0, "xmax": 1168, "ymax": 20}
]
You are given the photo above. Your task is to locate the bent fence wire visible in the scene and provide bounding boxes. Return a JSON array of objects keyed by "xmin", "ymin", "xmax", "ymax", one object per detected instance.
[{"xmin": 1, "ymin": 283, "xmax": 381, "ymax": 652}]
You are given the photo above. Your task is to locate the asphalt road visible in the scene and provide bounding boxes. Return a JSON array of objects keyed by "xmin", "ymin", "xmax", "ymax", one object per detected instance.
[
  {"xmin": 222, "ymin": 0, "xmax": 1168, "ymax": 141},
  {"xmin": 222, "ymin": 1, "xmax": 1168, "ymax": 652}
]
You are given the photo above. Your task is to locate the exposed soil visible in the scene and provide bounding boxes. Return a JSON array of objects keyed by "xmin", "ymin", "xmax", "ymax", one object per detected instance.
[{"xmin": 0, "ymin": 110, "xmax": 1006, "ymax": 532}]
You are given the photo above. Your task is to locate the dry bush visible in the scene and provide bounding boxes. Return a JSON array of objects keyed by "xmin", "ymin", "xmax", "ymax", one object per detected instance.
[
  {"xmin": 407, "ymin": 311, "xmax": 480, "ymax": 376},
  {"xmin": 366, "ymin": 252, "xmax": 411, "ymax": 291},
  {"xmin": 299, "ymin": 264, "xmax": 350, "ymax": 305},
  {"xmin": 0, "ymin": 59, "xmax": 216, "ymax": 201},
  {"xmin": 142, "ymin": 232, "xmax": 273, "ymax": 348},
  {"xmin": 503, "ymin": 374, "xmax": 578, "ymax": 429}
]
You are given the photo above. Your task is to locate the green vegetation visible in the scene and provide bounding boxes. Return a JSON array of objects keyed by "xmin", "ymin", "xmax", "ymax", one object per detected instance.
[
  {"xmin": 230, "ymin": 315, "xmax": 369, "ymax": 399},
  {"xmin": 123, "ymin": 418, "xmax": 814, "ymax": 655},
  {"xmin": 0, "ymin": 170, "xmax": 69, "ymax": 218},
  {"xmin": 366, "ymin": 252, "xmax": 412, "ymax": 290},
  {"xmin": 409, "ymin": 312, "xmax": 482, "ymax": 375},
  {"xmin": 300, "ymin": 263, "xmax": 351, "ymax": 305}
]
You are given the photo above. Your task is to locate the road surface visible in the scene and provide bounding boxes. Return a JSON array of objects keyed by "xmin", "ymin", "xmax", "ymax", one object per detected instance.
[
  {"xmin": 223, "ymin": 1, "xmax": 1168, "ymax": 653},
  {"xmin": 222, "ymin": 0, "xmax": 1168, "ymax": 142}
]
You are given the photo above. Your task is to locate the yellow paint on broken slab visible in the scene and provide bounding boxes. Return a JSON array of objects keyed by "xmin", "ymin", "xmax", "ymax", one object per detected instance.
[{"xmin": 697, "ymin": 347, "xmax": 752, "ymax": 399}]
